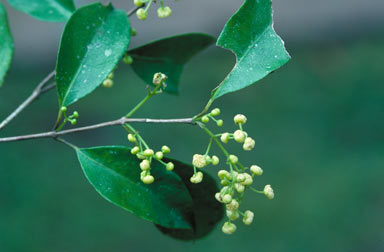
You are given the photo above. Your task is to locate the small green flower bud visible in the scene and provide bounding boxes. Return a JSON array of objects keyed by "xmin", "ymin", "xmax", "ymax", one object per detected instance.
[
  {"xmin": 140, "ymin": 160, "xmax": 150, "ymax": 171},
  {"xmin": 212, "ymin": 156, "xmax": 219, "ymax": 165},
  {"xmin": 127, "ymin": 134, "xmax": 136, "ymax": 142},
  {"xmin": 70, "ymin": 119, "xmax": 77, "ymax": 125},
  {"xmin": 226, "ymin": 199, "xmax": 239, "ymax": 211},
  {"xmin": 107, "ymin": 72, "xmax": 114, "ymax": 79},
  {"xmin": 264, "ymin": 184, "xmax": 275, "ymax": 200},
  {"xmin": 243, "ymin": 137, "xmax": 255, "ymax": 151},
  {"xmin": 133, "ymin": 0, "xmax": 144, "ymax": 7},
  {"xmin": 136, "ymin": 153, "xmax": 146, "ymax": 160},
  {"xmin": 234, "ymin": 183, "xmax": 245, "ymax": 193},
  {"xmin": 142, "ymin": 175, "xmax": 155, "ymax": 184},
  {"xmin": 60, "ymin": 106, "xmax": 67, "ymax": 112},
  {"xmin": 102, "ymin": 79, "xmax": 113, "ymax": 88},
  {"xmin": 234, "ymin": 130, "xmax": 246, "ymax": 143},
  {"xmin": 157, "ymin": 6, "xmax": 172, "ymax": 18},
  {"xmin": 72, "ymin": 111, "xmax": 79, "ymax": 118},
  {"xmin": 222, "ymin": 194, "xmax": 232, "ymax": 204},
  {"xmin": 123, "ymin": 54, "xmax": 133, "ymax": 64},
  {"xmin": 210, "ymin": 108, "xmax": 221, "ymax": 117},
  {"xmin": 236, "ymin": 173, "xmax": 246, "ymax": 183},
  {"xmin": 241, "ymin": 173, "xmax": 253, "ymax": 186},
  {"xmin": 131, "ymin": 146, "xmax": 140, "ymax": 155},
  {"xmin": 190, "ymin": 172, "xmax": 203, "ymax": 184},
  {"xmin": 218, "ymin": 170, "xmax": 230, "ymax": 180},
  {"xmin": 226, "ymin": 210, "xmax": 240, "ymax": 221},
  {"xmin": 155, "ymin": 151, "xmax": 164, "ymax": 160},
  {"xmin": 220, "ymin": 133, "xmax": 230, "ymax": 144},
  {"xmin": 216, "ymin": 119, "xmax": 223, "ymax": 127},
  {"xmin": 221, "ymin": 180, "xmax": 230, "ymax": 186},
  {"xmin": 136, "ymin": 8, "xmax": 147, "ymax": 20},
  {"xmin": 143, "ymin": 149, "xmax": 154, "ymax": 157},
  {"xmin": 140, "ymin": 171, "xmax": 146, "ymax": 180},
  {"xmin": 130, "ymin": 28, "xmax": 137, "ymax": 36},
  {"xmin": 201, "ymin": 116, "xmax": 209, "ymax": 123},
  {"xmin": 250, "ymin": 165, "xmax": 263, "ymax": 176},
  {"xmin": 215, "ymin": 192, "xmax": 223, "ymax": 203},
  {"xmin": 228, "ymin": 155, "xmax": 238, "ymax": 164},
  {"xmin": 222, "ymin": 222, "xmax": 237, "ymax": 235},
  {"xmin": 234, "ymin": 114, "xmax": 247, "ymax": 125},
  {"xmin": 166, "ymin": 162, "xmax": 174, "ymax": 171},
  {"xmin": 192, "ymin": 154, "xmax": 207, "ymax": 168},
  {"xmin": 153, "ymin": 72, "xmax": 167, "ymax": 85},
  {"xmin": 161, "ymin": 145, "xmax": 171, "ymax": 154},
  {"xmin": 243, "ymin": 210, "xmax": 254, "ymax": 225}
]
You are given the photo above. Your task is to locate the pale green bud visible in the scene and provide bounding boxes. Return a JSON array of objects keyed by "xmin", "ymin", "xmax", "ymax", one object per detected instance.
[
  {"xmin": 190, "ymin": 172, "xmax": 203, "ymax": 184},
  {"xmin": 226, "ymin": 210, "xmax": 240, "ymax": 221},
  {"xmin": 70, "ymin": 119, "xmax": 77, "ymax": 125},
  {"xmin": 234, "ymin": 183, "xmax": 245, "ymax": 193},
  {"xmin": 107, "ymin": 72, "xmax": 114, "ymax": 79},
  {"xmin": 136, "ymin": 153, "xmax": 146, "ymax": 160},
  {"xmin": 143, "ymin": 149, "xmax": 154, "ymax": 157},
  {"xmin": 234, "ymin": 114, "xmax": 247, "ymax": 125},
  {"xmin": 123, "ymin": 54, "xmax": 133, "ymax": 64},
  {"xmin": 192, "ymin": 154, "xmax": 207, "ymax": 168},
  {"xmin": 243, "ymin": 137, "xmax": 255, "ymax": 151},
  {"xmin": 234, "ymin": 130, "xmax": 246, "ymax": 143},
  {"xmin": 131, "ymin": 146, "xmax": 140, "ymax": 155},
  {"xmin": 222, "ymin": 194, "xmax": 232, "ymax": 204},
  {"xmin": 166, "ymin": 162, "xmax": 174, "ymax": 171},
  {"xmin": 157, "ymin": 6, "xmax": 172, "ymax": 18},
  {"xmin": 218, "ymin": 170, "xmax": 230, "ymax": 180},
  {"xmin": 250, "ymin": 165, "xmax": 263, "ymax": 176},
  {"xmin": 140, "ymin": 160, "xmax": 150, "ymax": 171},
  {"xmin": 236, "ymin": 173, "xmax": 246, "ymax": 183},
  {"xmin": 220, "ymin": 133, "xmax": 230, "ymax": 144},
  {"xmin": 241, "ymin": 173, "xmax": 253, "ymax": 186},
  {"xmin": 226, "ymin": 199, "xmax": 239, "ymax": 211},
  {"xmin": 72, "ymin": 111, "xmax": 79, "ymax": 118},
  {"xmin": 102, "ymin": 79, "xmax": 113, "ymax": 88},
  {"xmin": 161, "ymin": 145, "xmax": 171, "ymax": 154},
  {"xmin": 142, "ymin": 175, "xmax": 154, "ymax": 184},
  {"xmin": 127, "ymin": 134, "xmax": 136, "ymax": 142},
  {"xmin": 228, "ymin": 155, "xmax": 238, "ymax": 164},
  {"xmin": 222, "ymin": 222, "xmax": 237, "ymax": 235},
  {"xmin": 243, "ymin": 210, "xmax": 254, "ymax": 225},
  {"xmin": 212, "ymin": 156, "xmax": 219, "ymax": 165},
  {"xmin": 155, "ymin": 151, "xmax": 164, "ymax": 160},
  {"xmin": 201, "ymin": 116, "xmax": 209, "ymax": 123},
  {"xmin": 217, "ymin": 119, "xmax": 223, "ymax": 127},
  {"xmin": 136, "ymin": 8, "xmax": 147, "ymax": 20},
  {"xmin": 153, "ymin": 72, "xmax": 167, "ymax": 85},
  {"xmin": 210, "ymin": 108, "xmax": 221, "ymax": 117},
  {"xmin": 60, "ymin": 106, "xmax": 67, "ymax": 112},
  {"xmin": 133, "ymin": 0, "xmax": 144, "ymax": 7},
  {"xmin": 215, "ymin": 192, "xmax": 223, "ymax": 203},
  {"xmin": 264, "ymin": 184, "xmax": 275, "ymax": 200}
]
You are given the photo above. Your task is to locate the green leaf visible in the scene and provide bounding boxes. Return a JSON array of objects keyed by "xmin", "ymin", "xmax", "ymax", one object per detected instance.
[
  {"xmin": 213, "ymin": 0, "xmax": 290, "ymax": 99},
  {"xmin": 0, "ymin": 3, "xmax": 14, "ymax": 87},
  {"xmin": 129, "ymin": 33, "xmax": 215, "ymax": 93},
  {"xmin": 7, "ymin": 0, "xmax": 75, "ymax": 22},
  {"xmin": 155, "ymin": 158, "xmax": 224, "ymax": 240},
  {"xmin": 56, "ymin": 3, "xmax": 130, "ymax": 107},
  {"xmin": 76, "ymin": 146, "xmax": 194, "ymax": 229}
]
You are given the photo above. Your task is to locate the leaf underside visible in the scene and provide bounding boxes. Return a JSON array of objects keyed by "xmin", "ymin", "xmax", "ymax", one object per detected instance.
[
  {"xmin": 213, "ymin": 0, "xmax": 291, "ymax": 100},
  {"xmin": 56, "ymin": 3, "xmax": 131, "ymax": 107},
  {"xmin": 129, "ymin": 33, "xmax": 215, "ymax": 94},
  {"xmin": 0, "ymin": 2, "xmax": 14, "ymax": 87}
]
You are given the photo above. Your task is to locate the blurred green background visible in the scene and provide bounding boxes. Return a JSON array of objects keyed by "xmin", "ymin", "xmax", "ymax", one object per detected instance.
[{"xmin": 1, "ymin": 0, "xmax": 384, "ymax": 251}]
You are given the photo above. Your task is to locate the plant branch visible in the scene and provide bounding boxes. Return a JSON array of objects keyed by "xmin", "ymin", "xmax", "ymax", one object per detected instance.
[
  {"xmin": 0, "ymin": 117, "xmax": 195, "ymax": 143},
  {"xmin": 0, "ymin": 71, "xmax": 56, "ymax": 131}
]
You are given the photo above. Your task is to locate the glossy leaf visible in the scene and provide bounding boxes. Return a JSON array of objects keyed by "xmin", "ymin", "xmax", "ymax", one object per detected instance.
[
  {"xmin": 76, "ymin": 146, "xmax": 194, "ymax": 229},
  {"xmin": 0, "ymin": 3, "xmax": 14, "ymax": 87},
  {"xmin": 129, "ymin": 33, "xmax": 215, "ymax": 93},
  {"xmin": 156, "ymin": 158, "xmax": 224, "ymax": 240},
  {"xmin": 56, "ymin": 3, "xmax": 130, "ymax": 107},
  {"xmin": 7, "ymin": 0, "xmax": 75, "ymax": 22},
  {"xmin": 212, "ymin": 0, "xmax": 290, "ymax": 99}
]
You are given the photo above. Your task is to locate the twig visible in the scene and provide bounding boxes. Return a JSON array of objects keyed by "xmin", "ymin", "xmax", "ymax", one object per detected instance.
[
  {"xmin": 0, "ymin": 117, "xmax": 195, "ymax": 143},
  {"xmin": 0, "ymin": 71, "xmax": 56, "ymax": 131}
]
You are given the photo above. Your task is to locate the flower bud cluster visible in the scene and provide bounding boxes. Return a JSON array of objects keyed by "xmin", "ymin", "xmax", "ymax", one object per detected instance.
[
  {"xmin": 200, "ymin": 108, "xmax": 224, "ymax": 127},
  {"xmin": 135, "ymin": 0, "xmax": 173, "ymax": 21},
  {"xmin": 219, "ymin": 114, "xmax": 255, "ymax": 151},
  {"xmin": 102, "ymin": 71, "xmax": 114, "ymax": 88},
  {"xmin": 190, "ymin": 153, "xmax": 219, "ymax": 183},
  {"xmin": 59, "ymin": 106, "xmax": 79, "ymax": 126}
]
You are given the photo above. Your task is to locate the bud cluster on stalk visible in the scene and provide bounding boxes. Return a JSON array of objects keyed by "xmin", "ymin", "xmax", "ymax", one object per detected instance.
[{"xmin": 134, "ymin": 0, "xmax": 173, "ymax": 21}]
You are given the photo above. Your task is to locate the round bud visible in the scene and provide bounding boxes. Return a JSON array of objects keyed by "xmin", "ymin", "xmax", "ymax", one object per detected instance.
[
  {"xmin": 226, "ymin": 210, "xmax": 240, "ymax": 221},
  {"xmin": 130, "ymin": 28, "xmax": 137, "ymax": 36},
  {"xmin": 60, "ymin": 106, "xmax": 67, "ymax": 112},
  {"xmin": 123, "ymin": 55, "xmax": 133, "ymax": 64},
  {"xmin": 201, "ymin": 116, "xmax": 209, "ymax": 123},
  {"xmin": 241, "ymin": 173, "xmax": 253, "ymax": 186},
  {"xmin": 243, "ymin": 210, "xmax": 254, "ymax": 225},
  {"xmin": 127, "ymin": 134, "xmax": 136, "ymax": 142},
  {"xmin": 136, "ymin": 153, "xmax": 146, "ymax": 160},
  {"xmin": 161, "ymin": 145, "xmax": 171, "ymax": 154},
  {"xmin": 133, "ymin": 0, "xmax": 144, "ymax": 7},
  {"xmin": 236, "ymin": 174, "xmax": 246, "ymax": 183},
  {"xmin": 222, "ymin": 222, "xmax": 237, "ymax": 235},
  {"xmin": 166, "ymin": 162, "xmax": 174, "ymax": 171},
  {"xmin": 243, "ymin": 137, "xmax": 255, "ymax": 151},
  {"xmin": 250, "ymin": 165, "xmax": 263, "ymax": 176},
  {"xmin": 212, "ymin": 156, "xmax": 219, "ymax": 166},
  {"xmin": 234, "ymin": 183, "xmax": 245, "ymax": 193},
  {"xmin": 216, "ymin": 120, "xmax": 224, "ymax": 127},
  {"xmin": 228, "ymin": 155, "xmax": 238, "ymax": 164},
  {"xmin": 142, "ymin": 175, "xmax": 155, "ymax": 184},
  {"xmin": 222, "ymin": 194, "xmax": 232, "ymax": 204},
  {"xmin": 140, "ymin": 171, "xmax": 146, "ymax": 180},
  {"xmin": 234, "ymin": 114, "xmax": 247, "ymax": 125},
  {"xmin": 140, "ymin": 160, "xmax": 150, "ymax": 171},
  {"xmin": 192, "ymin": 154, "xmax": 207, "ymax": 169},
  {"xmin": 215, "ymin": 192, "xmax": 223, "ymax": 203},
  {"xmin": 102, "ymin": 79, "xmax": 113, "ymax": 88},
  {"xmin": 190, "ymin": 172, "xmax": 203, "ymax": 184},
  {"xmin": 218, "ymin": 170, "xmax": 230, "ymax": 180},
  {"xmin": 210, "ymin": 108, "xmax": 221, "ymax": 117},
  {"xmin": 136, "ymin": 8, "xmax": 147, "ymax": 20},
  {"xmin": 264, "ymin": 184, "xmax": 275, "ymax": 200},
  {"xmin": 107, "ymin": 72, "xmax": 114, "ymax": 79},
  {"xmin": 220, "ymin": 133, "xmax": 230, "ymax": 144},
  {"xmin": 131, "ymin": 146, "xmax": 140, "ymax": 155},
  {"xmin": 221, "ymin": 180, "xmax": 230, "ymax": 186},
  {"xmin": 155, "ymin": 151, "xmax": 164, "ymax": 160},
  {"xmin": 226, "ymin": 199, "xmax": 239, "ymax": 211},
  {"xmin": 157, "ymin": 6, "xmax": 172, "ymax": 18},
  {"xmin": 70, "ymin": 119, "xmax": 77, "ymax": 125},
  {"xmin": 153, "ymin": 73, "xmax": 167, "ymax": 85},
  {"xmin": 143, "ymin": 149, "xmax": 154, "ymax": 157},
  {"xmin": 234, "ymin": 130, "xmax": 246, "ymax": 143},
  {"xmin": 72, "ymin": 111, "xmax": 79, "ymax": 118}
]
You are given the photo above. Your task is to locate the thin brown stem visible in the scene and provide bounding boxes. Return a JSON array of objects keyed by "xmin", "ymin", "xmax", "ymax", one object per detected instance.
[
  {"xmin": 0, "ymin": 71, "xmax": 56, "ymax": 131},
  {"xmin": 0, "ymin": 117, "xmax": 195, "ymax": 143}
]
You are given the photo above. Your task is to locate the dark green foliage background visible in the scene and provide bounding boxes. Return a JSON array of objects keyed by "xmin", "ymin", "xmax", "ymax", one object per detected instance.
[{"xmin": 1, "ymin": 39, "xmax": 384, "ymax": 251}]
